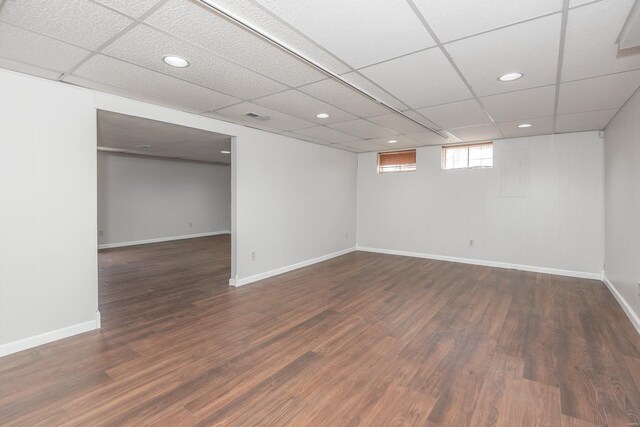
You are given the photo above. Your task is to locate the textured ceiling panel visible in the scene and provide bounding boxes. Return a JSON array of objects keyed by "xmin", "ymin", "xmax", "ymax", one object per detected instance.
[
  {"xmin": 253, "ymin": 90, "xmax": 357, "ymax": 124},
  {"xmin": 555, "ymin": 109, "xmax": 618, "ymax": 132},
  {"xmin": 413, "ymin": 0, "xmax": 562, "ymax": 43},
  {"xmin": 366, "ymin": 113, "xmax": 432, "ymax": 134},
  {"xmin": 213, "ymin": 102, "xmax": 316, "ymax": 131},
  {"xmin": 102, "ymin": 24, "xmax": 287, "ymax": 99},
  {"xmin": 292, "ymin": 126, "xmax": 360, "ymax": 144},
  {"xmin": 406, "ymin": 131, "xmax": 452, "ymax": 146},
  {"xmin": 0, "ymin": 57, "xmax": 62, "ymax": 80},
  {"xmin": 498, "ymin": 116, "xmax": 554, "ymax": 138},
  {"xmin": 339, "ymin": 72, "xmax": 409, "ymax": 111},
  {"xmin": 72, "ymin": 54, "xmax": 240, "ymax": 112},
  {"xmin": 93, "ymin": 0, "xmax": 163, "ymax": 18},
  {"xmin": 145, "ymin": 0, "xmax": 326, "ymax": 87},
  {"xmin": 446, "ymin": 14, "xmax": 561, "ymax": 96},
  {"xmin": 359, "ymin": 48, "xmax": 472, "ymax": 109},
  {"xmin": 253, "ymin": 0, "xmax": 435, "ymax": 68},
  {"xmin": 416, "ymin": 99, "xmax": 491, "ymax": 129},
  {"xmin": 558, "ymin": 70, "xmax": 640, "ymax": 114},
  {"xmin": 481, "ymin": 85, "xmax": 556, "ymax": 122},
  {"xmin": 363, "ymin": 135, "xmax": 424, "ymax": 150},
  {"xmin": 562, "ymin": 0, "xmax": 639, "ymax": 82},
  {"xmin": 447, "ymin": 124, "xmax": 503, "ymax": 142},
  {"xmin": 0, "ymin": 22, "xmax": 89, "ymax": 73},
  {"xmin": 203, "ymin": 0, "xmax": 351, "ymax": 74},
  {"xmin": 328, "ymin": 119, "xmax": 399, "ymax": 139},
  {"xmin": 297, "ymin": 79, "xmax": 389, "ymax": 117},
  {"xmin": 0, "ymin": 0, "xmax": 132, "ymax": 50},
  {"xmin": 335, "ymin": 140, "xmax": 390, "ymax": 153}
]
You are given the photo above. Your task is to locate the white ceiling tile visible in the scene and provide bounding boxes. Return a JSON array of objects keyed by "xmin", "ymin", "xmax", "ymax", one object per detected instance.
[
  {"xmin": 93, "ymin": 0, "xmax": 162, "ymax": 18},
  {"xmin": 562, "ymin": 0, "xmax": 638, "ymax": 82},
  {"xmin": 0, "ymin": 22, "xmax": 90, "ymax": 73},
  {"xmin": 336, "ymin": 140, "xmax": 389, "ymax": 152},
  {"xmin": 481, "ymin": 85, "xmax": 556, "ymax": 122},
  {"xmin": 292, "ymin": 126, "xmax": 360, "ymax": 144},
  {"xmin": 365, "ymin": 135, "xmax": 424, "ymax": 149},
  {"xmin": 558, "ymin": 70, "xmax": 640, "ymax": 114},
  {"xmin": 298, "ymin": 79, "xmax": 389, "ymax": 117},
  {"xmin": 359, "ymin": 48, "xmax": 472, "ymax": 109},
  {"xmin": 400, "ymin": 109, "xmax": 440, "ymax": 129},
  {"xmin": 406, "ymin": 131, "xmax": 452, "ymax": 146},
  {"xmin": 498, "ymin": 116, "xmax": 554, "ymax": 138},
  {"xmin": 446, "ymin": 14, "xmax": 561, "ymax": 96},
  {"xmin": 253, "ymin": 90, "xmax": 356, "ymax": 124},
  {"xmin": 569, "ymin": 0, "xmax": 598, "ymax": 6},
  {"xmin": 102, "ymin": 24, "xmax": 287, "ymax": 99},
  {"xmin": 340, "ymin": 72, "xmax": 409, "ymax": 111},
  {"xmin": 145, "ymin": 0, "xmax": 325, "ymax": 87},
  {"xmin": 0, "ymin": 57, "xmax": 62, "ymax": 80},
  {"xmin": 447, "ymin": 124, "xmax": 503, "ymax": 142},
  {"xmin": 202, "ymin": 0, "xmax": 351, "ymax": 74},
  {"xmin": 328, "ymin": 119, "xmax": 398, "ymax": 139},
  {"xmin": 555, "ymin": 109, "xmax": 618, "ymax": 132},
  {"xmin": 71, "ymin": 55, "xmax": 241, "ymax": 112},
  {"xmin": 416, "ymin": 99, "xmax": 491, "ymax": 129},
  {"xmin": 253, "ymin": 0, "xmax": 434, "ymax": 68},
  {"xmin": 414, "ymin": 0, "xmax": 562, "ymax": 43},
  {"xmin": 366, "ymin": 113, "xmax": 433, "ymax": 134},
  {"xmin": 281, "ymin": 131, "xmax": 332, "ymax": 145},
  {"xmin": 0, "ymin": 0, "xmax": 132, "ymax": 50},
  {"xmin": 213, "ymin": 102, "xmax": 315, "ymax": 131}
]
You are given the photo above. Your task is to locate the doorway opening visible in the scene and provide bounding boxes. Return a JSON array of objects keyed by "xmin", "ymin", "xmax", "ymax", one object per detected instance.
[{"xmin": 96, "ymin": 110, "xmax": 234, "ymax": 328}]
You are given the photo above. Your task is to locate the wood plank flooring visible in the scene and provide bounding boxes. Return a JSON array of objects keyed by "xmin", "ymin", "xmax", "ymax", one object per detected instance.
[{"xmin": 1, "ymin": 235, "xmax": 640, "ymax": 426}]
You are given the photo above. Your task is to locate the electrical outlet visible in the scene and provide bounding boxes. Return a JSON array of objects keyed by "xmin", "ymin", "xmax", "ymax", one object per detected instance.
[
  {"xmin": 469, "ymin": 240, "xmax": 475, "ymax": 247},
  {"xmin": 251, "ymin": 251, "xmax": 256, "ymax": 261}
]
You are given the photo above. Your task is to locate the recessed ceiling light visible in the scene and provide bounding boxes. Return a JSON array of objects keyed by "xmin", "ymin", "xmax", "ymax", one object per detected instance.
[
  {"xmin": 518, "ymin": 123, "xmax": 532, "ymax": 128},
  {"xmin": 498, "ymin": 72, "xmax": 523, "ymax": 82},
  {"xmin": 388, "ymin": 140, "xmax": 398, "ymax": 143},
  {"xmin": 163, "ymin": 55, "xmax": 189, "ymax": 68},
  {"xmin": 316, "ymin": 113, "xmax": 330, "ymax": 119},
  {"xmin": 221, "ymin": 150, "xmax": 231, "ymax": 154}
]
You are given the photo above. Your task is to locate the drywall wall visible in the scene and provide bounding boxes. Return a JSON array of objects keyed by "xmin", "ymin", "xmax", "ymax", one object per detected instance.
[
  {"xmin": 604, "ymin": 88, "xmax": 640, "ymax": 331},
  {"xmin": 0, "ymin": 68, "xmax": 358, "ymax": 355},
  {"xmin": 0, "ymin": 70, "xmax": 99, "ymax": 355},
  {"xmin": 357, "ymin": 132, "xmax": 604, "ymax": 278},
  {"xmin": 97, "ymin": 152, "xmax": 231, "ymax": 247}
]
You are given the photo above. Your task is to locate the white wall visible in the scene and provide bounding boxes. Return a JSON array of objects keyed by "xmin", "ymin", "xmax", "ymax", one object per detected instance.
[
  {"xmin": 0, "ymin": 68, "xmax": 358, "ymax": 355},
  {"xmin": 604, "ymin": 88, "xmax": 640, "ymax": 331},
  {"xmin": 97, "ymin": 152, "xmax": 231, "ymax": 247},
  {"xmin": 0, "ymin": 70, "xmax": 99, "ymax": 355},
  {"xmin": 357, "ymin": 132, "xmax": 604, "ymax": 278}
]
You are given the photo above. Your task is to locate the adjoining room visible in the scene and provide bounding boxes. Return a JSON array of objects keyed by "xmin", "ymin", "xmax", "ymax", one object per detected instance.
[
  {"xmin": 96, "ymin": 111, "xmax": 233, "ymax": 328},
  {"xmin": 0, "ymin": 0, "xmax": 640, "ymax": 425}
]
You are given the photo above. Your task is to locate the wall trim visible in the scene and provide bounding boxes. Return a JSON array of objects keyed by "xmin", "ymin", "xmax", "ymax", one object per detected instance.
[
  {"xmin": 98, "ymin": 231, "xmax": 230, "ymax": 249},
  {"xmin": 603, "ymin": 274, "xmax": 640, "ymax": 335},
  {"xmin": 230, "ymin": 247, "xmax": 356, "ymax": 287},
  {"xmin": 0, "ymin": 311, "xmax": 101, "ymax": 358},
  {"xmin": 356, "ymin": 246, "xmax": 603, "ymax": 280}
]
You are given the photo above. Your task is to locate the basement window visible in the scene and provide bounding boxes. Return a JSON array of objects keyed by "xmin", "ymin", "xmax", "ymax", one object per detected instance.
[
  {"xmin": 378, "ymin": 150, "xmax": 416, "ymax": 173},
  {"xmin": 442, "ymin": 142, "xmax": 493, "ymax": 170}
]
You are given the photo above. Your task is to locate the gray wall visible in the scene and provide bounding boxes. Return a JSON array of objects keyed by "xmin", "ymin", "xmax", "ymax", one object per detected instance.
[
  {"xmin": 604, "ymin": 88, "xmax": 640, "ymax": 330},
  {"xmin": 98, "ymin": 151, "xmax": 231, "ymax": 247},
  {"xmin": 357, "ymin": 132, "xmax": 604, "ymax": 277}
]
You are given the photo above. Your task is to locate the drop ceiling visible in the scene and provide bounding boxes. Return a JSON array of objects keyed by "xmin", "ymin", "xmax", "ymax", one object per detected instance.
[
  {"xmin": 1, "ymin": 0, "xmax": 639, "ymax": 153},
  {"xmin": 97, "ymin": 110, "xmax": 232, "ymax": 163}
]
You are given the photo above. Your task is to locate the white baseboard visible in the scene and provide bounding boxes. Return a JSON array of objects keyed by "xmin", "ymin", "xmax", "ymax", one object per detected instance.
[
  {"xmin": 230, "ymin": 247, "xmax": 356, "ymax": 287},
  {"xmin": 356, "ymin": 246, "xmax": 603, "ymax": 280},
  {"xmin": 0, "ymin": 311, "xmax": 101, "ymax": 358},
  {"xmin": 98, "ymin": 230, "xmax": 230, "ymax": 249},
  {"xmin": 603, "ymin": 274, "xmax": 640, "ymax": 335}
]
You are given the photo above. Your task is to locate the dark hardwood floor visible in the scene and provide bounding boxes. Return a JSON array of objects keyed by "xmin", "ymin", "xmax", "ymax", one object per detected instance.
[{"xmin": 1, "ymin": 235, "xmax": 640, "ymax": 426}]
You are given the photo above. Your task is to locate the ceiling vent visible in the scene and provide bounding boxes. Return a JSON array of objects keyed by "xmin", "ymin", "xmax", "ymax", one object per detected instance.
[{"xmin": 244, "ymin": 112, "xmax": 270, "ymax": 121}]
